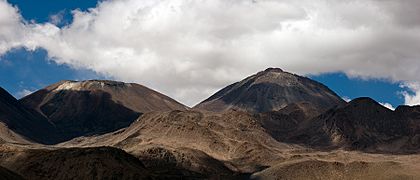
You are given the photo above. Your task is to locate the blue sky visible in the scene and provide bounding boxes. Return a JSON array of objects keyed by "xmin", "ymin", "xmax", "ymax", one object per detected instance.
[
  {"xmin": 1, "ymin": 0, "xmax": 101, "ymax": 98},
  {"xmin": 0, "ymin": 48, "xmax": 102, "ymax": 98},
  {"xmin": 8, "ymin": 0, "xmax": 98, "ymax": 25},
  {"xmin": 0, "ymin": 0, "xmax": 411, "ymax": 107},
  {"xmin": 310, "ymin": 74, "xmax": 407, "ymax": 107}
]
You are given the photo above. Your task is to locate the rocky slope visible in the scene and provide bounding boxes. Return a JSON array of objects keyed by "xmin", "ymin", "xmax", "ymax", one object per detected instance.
[
  {"xmin": 0, "ymin": 166, "xmax": 24, "ymax": 180},
  {"xmin": 2, "ymin": 68, "xmax": 420, "ymax": 179},
  {"xmin": 0, "ymin": 144, "xmax": 245, "ymax": 179},
  {"xmin": 195, "ymin": 68, "xmax": 345, "ymax": 113},
  {"xmin": 0, "ymin": 122, "xmax": 30, "ymax": 144},
  {"xmin": 251, "ymin": 159, "xmax": 420, "ymax": 180},
  {"xmin": 0, "ymin": 87, "xmax": 59, "ymax": 144},
  {"xmin": 255, "ymin": 102, "xmax": 323, "ymax": 142},
  {"xmin": 0, "ymin": 146, "xmax": 153, "ymax": 180},
  {"xmin": 289, "ymin": 97, "xmax": 420, "ymax": 152},
  {"xmin": 59, "ymin": 110, "xmax": 293, "ymax": 176},
  {"xmin": 20, "ymin": 80, "xmax": 188, "ymax": 141}
]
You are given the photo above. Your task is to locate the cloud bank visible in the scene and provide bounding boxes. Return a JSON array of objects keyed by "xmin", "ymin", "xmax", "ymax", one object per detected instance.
[{"xmin": 1, "ymin": 0, "xmax": 420, "ymax": 106}]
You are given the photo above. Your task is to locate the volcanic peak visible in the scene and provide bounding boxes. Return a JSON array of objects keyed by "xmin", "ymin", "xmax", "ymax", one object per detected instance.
[{"xmin": 54, "ymin": 80, "xmax": 130, "ymax": 91}]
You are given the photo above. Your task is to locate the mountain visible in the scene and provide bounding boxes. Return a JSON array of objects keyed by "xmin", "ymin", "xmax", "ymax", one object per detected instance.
[
  {"xmin": 0, "ymin": 146, "xmax": 152, "ymax": 180},
  {"xmin": 57, "ymin": 108, "xmax": 420, "ymax": 178},
  {"xmin": 0, "ymin": 166, "xmax": 24, "ymax": 180},
  {"xmin": 290, "ymin": 97, "xmax": 419, "ymax": 152},
  {"xmin": 0, "ymin": 144, "xmax": 250, "ymax": 179},
  {"xmin": 256, "ymin": 102, "xmax": 323, "ymax": 141},
  {"xmin": 59, "ymin": 110, "xmax": 291, "ymax": 176},
  {"xmin": 195, "ymin": 68, "xmax": 345, "ymax": 113},
  {"xmin": 20, "ymin": 80, "xmax": 188, "ymax": 141},
  {"xmin": 251, "ymin": 160, "xmax": 420, "ymax": 180},
  {"xmin": 0, "ymin": 87, "xmax": 60, "ymax": 144},
  {"xmin": 0, "ymin": 122, "xmax": 30, "ymax": 144},
  {"xmin": 3, "ymin": 68, "xmax": 420, "ymax": 178}
]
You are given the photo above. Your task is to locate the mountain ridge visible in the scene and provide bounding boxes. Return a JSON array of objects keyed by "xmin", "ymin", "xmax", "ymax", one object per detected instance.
[
  {"xmin": 195, "ymin": 68, "xmax": 346, "ymax": 113},
  {"xmin": 287, "ymin": 97, "xmax": 419, "ymax": 152},
  {"xmin": 0, "ymin": 87, "xmax": 60, "ymax": 144},
  {"xmin": 19, "ymin": 80, "xmax": 188, "ymax": 142},
  {"xmin": 1, "ymin": 68, "xmax": 420, "ymax": 179}
]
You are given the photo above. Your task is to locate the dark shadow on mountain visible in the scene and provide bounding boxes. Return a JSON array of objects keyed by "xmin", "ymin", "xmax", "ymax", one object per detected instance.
[
  {"xmin": 0, "ymin": 166, "xmax": 24, "ymax": 180},
  {"xmin": 0, "ymin": 87, "xmax": 61, "ymax": 144},
  {"xmin": 37, "ymin": 90, "xmax": 142, "ymax": 142},
  {"xmin": 213, "ymin": 82, "xmax": 344, "ymax": 113},
  {"xmin": 263, "ymin": 97, "xmax": 420, "ymax": 154}
]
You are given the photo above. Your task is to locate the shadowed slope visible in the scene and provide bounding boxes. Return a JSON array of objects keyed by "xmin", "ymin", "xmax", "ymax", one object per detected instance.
[
  {"xmin": 256, "ymin": 102, "xmax": 323, "ymax": 142},
  {"xmin": 0, "ymin": 87, "xmax": 60, "ymax": 144},
  {"xmin": 195, "ymin": 68, "xmax": 345, "ymax": 113},
  {"xmin": 60, "ymin": 110, "xmax": 292, "ymax": 174},
  {"xmin": 0, "ymin": 147, "xmax": 152, "ymax": 180},
  {"xmin": 0, "ymin": 166, "xmax": 23, "ymax": 180},
  {"xmin": 289, "ymin": 98, "xmax": 420, "ymax": 152},
  {"xmin": 19, "ymin": 80, "xmax": 188, "ymax": 141}
]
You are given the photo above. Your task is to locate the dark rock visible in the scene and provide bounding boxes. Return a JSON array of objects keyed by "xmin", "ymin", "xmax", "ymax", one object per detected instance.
[
  {"xmin": 19, "ymin": 80, "xmax": 188, "ymax": 142},
  {"xmin": 0, "ymin": 87, "xmax": 61, "ymax": 144},
  {"xmin": 195, "ymin": 68, "xmax": 345, "ymax": 113}
]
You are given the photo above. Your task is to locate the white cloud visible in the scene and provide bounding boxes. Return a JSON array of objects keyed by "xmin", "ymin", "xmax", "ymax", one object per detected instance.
[
  {"xmin": 0, "ymin": 0, "xmax": 26, "ymax": 54},
  {"xmin": 379, "ymin": 102, "xmax": 395, "ymax": 110},
  {"xmin": 342, "ymin": 96, "xmax": 351, "ymax": 103},
  {"xmin": 400, "ymin": 83, "xmax": 420, "ymax": 106},
  {"xmin": 48, "ymin": 10, "xmax": 65, "ymax": 26},
  {"xmin": 15, "ymin": 89, "xmax": 33, "ymax": 99},
  {"xmin": 1, "ymin": 0, "xmax": 420, "ymax": 106}
]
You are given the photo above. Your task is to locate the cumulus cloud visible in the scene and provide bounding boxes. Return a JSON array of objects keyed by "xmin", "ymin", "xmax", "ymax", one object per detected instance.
[
  {"xmin": 0, "ymin": 0, "xmax": 26, "ymax": 54},
  {"xmin": 400, "ymin": 83, "xmax": 420, "ymax": 106},
  {"xmin": 1, "ymin": 0, "xmax": 420, "ymax": 106},
  {"xmin": 48, "ymin": 10, "xmax": 65, "ymax": 26}
]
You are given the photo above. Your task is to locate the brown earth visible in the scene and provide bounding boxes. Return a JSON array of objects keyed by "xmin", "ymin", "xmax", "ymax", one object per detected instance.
[
  {"xmin": 0, "ymin": 165, "xmax": 24, "ymax": 180},
  {"xmin": 0, "ymin": 146, "xmax": 152, "ymax": 180},
  {"xmin": 195, "ymin": 68, "xmax": 345, "ymax": 113},
  {"xmin": 251, "ymin": 159, "xmax": 420, "ymax": 180},
  {"xmin": 0, "ymin": 87, "xmax": 59, "ymax": 144},
  {"xmin": 1, "ymin": 69, "xmax": 420, "ymax": 179},
  {"xmin": 59, "ymin": 110, "xmax": 293, "ymax": 175},
  {"xmin": 19, "ymin": 80, "xmax": 188, "ymax": 141},
  {"xmin": 288, "ymin": 97, "xmax": 420, "ymax": 153}
]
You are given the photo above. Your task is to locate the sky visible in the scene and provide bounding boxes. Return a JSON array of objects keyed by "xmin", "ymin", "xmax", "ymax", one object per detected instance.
[{"xmin": 1, "ymin": 0, "xmax": 419, "ymax": 108}]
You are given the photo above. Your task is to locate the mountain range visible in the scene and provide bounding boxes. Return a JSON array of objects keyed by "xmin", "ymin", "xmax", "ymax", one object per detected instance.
[{"xmin": 0, "ymin": 68, "xmax": 419, "ymax": 179}]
